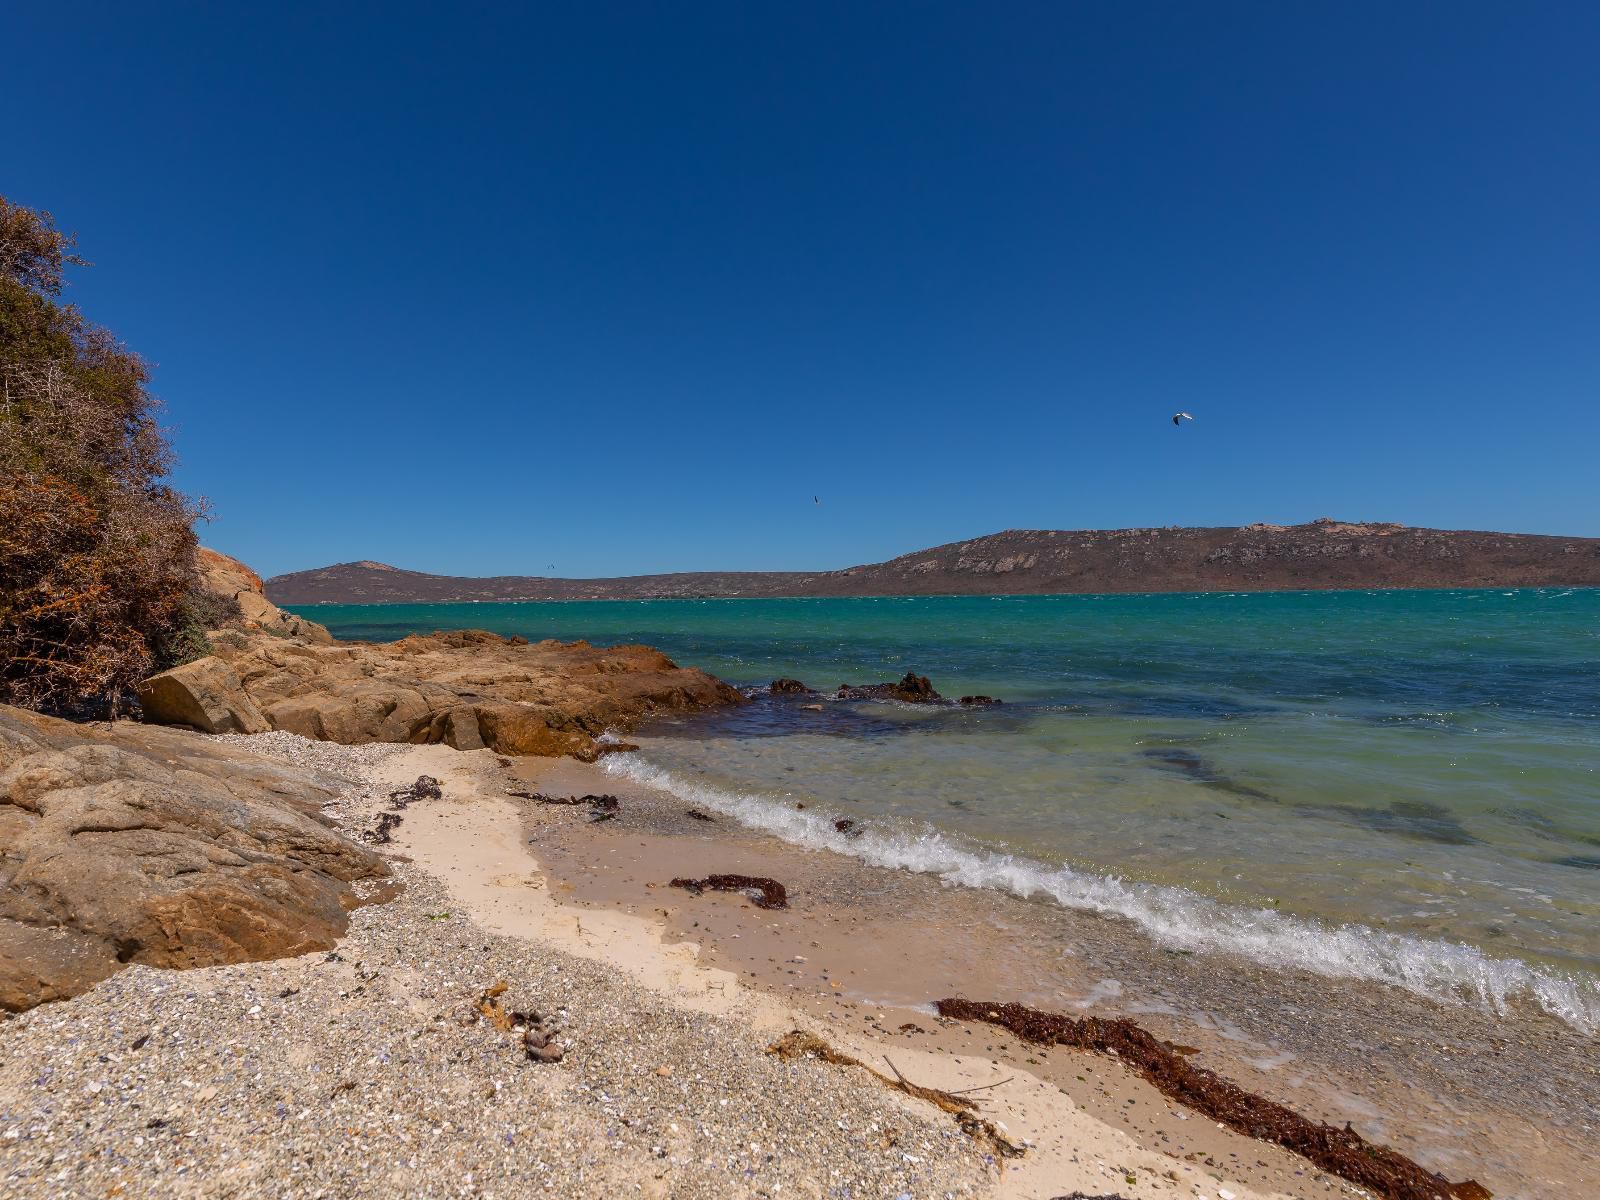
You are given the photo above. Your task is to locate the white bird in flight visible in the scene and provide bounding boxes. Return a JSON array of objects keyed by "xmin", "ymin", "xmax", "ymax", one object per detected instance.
[{"xmin": 1172, "ymin": 411, "xmax": 1195, "ymax": 427}]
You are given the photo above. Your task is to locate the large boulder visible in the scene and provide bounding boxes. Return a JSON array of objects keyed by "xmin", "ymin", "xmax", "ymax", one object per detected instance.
[
  {"xmin": 0, "ymin": 704, "xmax": 387, "ymax": 1012},
  {"xmin": 136, "ymin": 656, "xmax": 270, "ymax": 734}
]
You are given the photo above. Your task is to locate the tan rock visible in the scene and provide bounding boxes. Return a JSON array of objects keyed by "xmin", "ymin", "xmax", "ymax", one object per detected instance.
[
  {"xmin": 202, "ymin": 628, "xmax": 744, "ymax": 761},
  {"xmin": 199, "ymin": 546, "xmax": 335, "ymax": 644},
  {"xmin": 0, "ymin": 704, "xmax": 387, "ymax": 1012},
  {"xmin": 137, "ymin": 657, "xmax": 270, "ymax": 735}
]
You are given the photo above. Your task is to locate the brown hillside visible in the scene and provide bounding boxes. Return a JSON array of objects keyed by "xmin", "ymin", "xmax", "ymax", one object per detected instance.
[{"xmin": 264, "ymin": 520, "xmax": 1600, "ymax": 605}]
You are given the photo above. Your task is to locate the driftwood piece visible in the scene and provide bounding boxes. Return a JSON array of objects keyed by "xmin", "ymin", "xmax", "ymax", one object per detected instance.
[
  {"xmin": 767, "ymin": 1030, "xmax": 1023, "ymax": 1160},
  {"xmin": 934, "ymin": 999, "xmax": 1490, "ymax": 1200}
]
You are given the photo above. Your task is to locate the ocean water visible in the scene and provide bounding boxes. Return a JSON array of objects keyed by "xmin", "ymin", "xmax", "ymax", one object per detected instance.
[{"xmin": 294, "ymin": 589, "xmax": 1600, "ymax": 1031}]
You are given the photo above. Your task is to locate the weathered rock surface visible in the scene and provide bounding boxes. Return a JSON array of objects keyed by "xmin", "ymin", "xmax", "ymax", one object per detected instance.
[
  {"xmin": 200, "ymin": 546, "xmax": 334, "ymax": 643},
  {"xmin": 158, "ymin": 628, "xmax": 746, "ymax": 761},
  {"xmin": 135, "ymin": 656, "xmax": 270, "ymax": 734},
  {"xmin": 835, "ymin": 672, "xmax": 943, "ymax": 703},
  {"xmin": 0, "ymin": 704, "xmax": 387, "ymax": 1012}
]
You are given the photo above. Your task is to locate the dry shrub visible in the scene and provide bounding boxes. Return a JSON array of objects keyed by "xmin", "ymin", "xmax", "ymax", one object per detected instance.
[{"xmin": 1, "ymin": 198, "xmax": 205, "ymax": 713}]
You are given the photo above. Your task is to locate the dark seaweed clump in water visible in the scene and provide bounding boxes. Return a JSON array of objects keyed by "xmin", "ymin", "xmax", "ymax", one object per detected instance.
[
  {"xmin": 1321, "ymin": 799, "xmax": 1480, "ymax": 846},
  {"xmin": 1550, "ymin": 855, "xmax": 1600, "ymax": 870},
  {"xmin": 933, "ymin": 999, "xmax": 1491, "ymax": 1200},
  {"xmin": 1138, "ymin": 747, "xmax": 1275, "ymax": 802}
]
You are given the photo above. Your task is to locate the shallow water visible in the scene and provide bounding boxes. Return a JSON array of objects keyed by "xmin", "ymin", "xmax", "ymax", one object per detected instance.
[{"xmin": 295, "ymin": 588, "xmax": 1600, "ymax": 1031}]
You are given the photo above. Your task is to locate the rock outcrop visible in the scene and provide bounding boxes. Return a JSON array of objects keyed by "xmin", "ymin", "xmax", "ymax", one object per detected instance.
[
  {"xmin": 0, "ymin": 704, "xmax": 387, "ymax": 1012},
  {"xmin": 138, "ymin": 628, "xmax": 742, "ymax": 761},
  {"xmin": 836, "ymin": 672, "xmax": 943, "ymax": 703},
  {"xmin": 199, "ymin": 546, "xmax": 334, "ymax": 643}
]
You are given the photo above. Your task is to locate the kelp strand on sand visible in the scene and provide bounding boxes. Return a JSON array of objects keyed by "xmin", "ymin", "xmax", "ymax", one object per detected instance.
[
  {"xmin": 387, "ymin": 775, "xmax": 442, "ymax": 807},
  {"xmin": 512, "ymin": 791, "xmax": 621, "ymax": 822},
  {"xmin": 767, "ymin": 1030, "xmax": 1023, "ymax": 1160},
  {"xmin": 933, "ymin": 999, "xmax": 1490, "ymax": 1200},
  {"xmin": 670, "ymin": 873, "xmax": 789, "ymax": 910}
]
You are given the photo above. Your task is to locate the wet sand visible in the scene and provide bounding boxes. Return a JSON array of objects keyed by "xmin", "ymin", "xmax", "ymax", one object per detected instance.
[{"xmin": 508, "ymin": 755, "xmax": 1599, "ymax": 1200}]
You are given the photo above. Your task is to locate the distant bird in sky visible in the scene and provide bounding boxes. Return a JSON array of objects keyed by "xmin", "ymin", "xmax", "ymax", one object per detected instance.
[
  {"xmin": 1172, "ymin": 411, "xmax": 1195, "ymax": 427},
  {"xmin": 813, "ymin": 495, "xmax": 820, "ymax": 505}
]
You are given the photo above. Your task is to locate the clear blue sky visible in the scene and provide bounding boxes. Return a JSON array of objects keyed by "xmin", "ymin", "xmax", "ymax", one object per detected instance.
[{"xmin": 6, "ymin": 3, "xmax": 1598, "ymax": 578}]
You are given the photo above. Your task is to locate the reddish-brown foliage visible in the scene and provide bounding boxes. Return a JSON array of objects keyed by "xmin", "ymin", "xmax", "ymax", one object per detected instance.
[{"xmin": 1, "ymin": 198, "xmax": 204, "ymax": 711}]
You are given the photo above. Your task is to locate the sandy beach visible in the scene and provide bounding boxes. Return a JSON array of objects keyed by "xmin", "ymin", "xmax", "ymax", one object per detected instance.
[
  {"xmin": 8, "ymin": 721, "xmax": 1577, "ymax": 1198},
  {"xmin": 1, "ymin": 729, "xmax": 1369, "ymax": 1200}
]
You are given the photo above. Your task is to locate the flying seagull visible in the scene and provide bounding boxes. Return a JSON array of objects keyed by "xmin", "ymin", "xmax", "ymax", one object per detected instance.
[
  {"xmin": 813, "ymin": 495, "xmax": 820, "ymax": 505},
  {"xmin": 1172, "ymin": 411, "xmax": 1194, "ymax": 427}
]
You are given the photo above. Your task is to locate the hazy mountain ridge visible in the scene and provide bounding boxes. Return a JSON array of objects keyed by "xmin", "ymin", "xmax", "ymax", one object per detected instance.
[{"xmin": 265, "ymin": 520, "xmax": 1600, "ymax": 604}]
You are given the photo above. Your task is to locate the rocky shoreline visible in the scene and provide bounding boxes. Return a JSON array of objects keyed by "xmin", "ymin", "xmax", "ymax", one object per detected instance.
[
  {"xmin": 0, "ymin": 735, "xmax": 992, "ymax": 1199},
  {"xmin": 1, "ymin": 556, "xmax": 1586, "ymax": 1197}
]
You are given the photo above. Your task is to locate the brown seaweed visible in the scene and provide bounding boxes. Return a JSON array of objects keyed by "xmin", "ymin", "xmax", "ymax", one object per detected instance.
[
  {"xmin": 933, "ymin": 999, "xmax": 1490, "ymax": 1200},
  {"xmin": 387, "ymin": 775, "xmax": 442, "ymax": 807},
  {"xmin": 364, "ymin": 811, "xmax": 404, "ymax": 844},
  {"xmin": 670, "ymin": 873, "xmax": 789, "ymax": 909}
]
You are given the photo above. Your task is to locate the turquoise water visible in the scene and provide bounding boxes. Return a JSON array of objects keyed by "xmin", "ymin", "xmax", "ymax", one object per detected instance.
[{"xmin": 293, "ymin": 589, "xmax": 1600, "ymax": 1030}]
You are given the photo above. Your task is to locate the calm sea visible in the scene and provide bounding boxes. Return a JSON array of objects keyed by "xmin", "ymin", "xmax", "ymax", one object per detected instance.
[{"xmin": 292, "ymin": 589, "xmax": 1600, "ymax": 1032}]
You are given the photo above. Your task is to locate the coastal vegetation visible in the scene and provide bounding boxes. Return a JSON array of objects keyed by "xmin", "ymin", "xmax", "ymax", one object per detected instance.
[{"xmin": 0, "ymin": 196, "xmax": 212, "ymax": 712}]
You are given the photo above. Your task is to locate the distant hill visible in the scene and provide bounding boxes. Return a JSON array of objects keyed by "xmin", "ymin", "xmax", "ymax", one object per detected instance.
[{"xmin": 264, "ymin": 520, "xmax": 1600, "ymax": 605}]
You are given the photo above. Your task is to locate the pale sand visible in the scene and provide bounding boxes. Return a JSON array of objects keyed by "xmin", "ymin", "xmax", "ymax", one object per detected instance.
[
  {"xmin": 372, "ymin": 743, "xmax": 1313, "ymax": 1200},
  {"xmin": 501, "ymin": 752, "xmax": 1597, "ymax": 1200}
]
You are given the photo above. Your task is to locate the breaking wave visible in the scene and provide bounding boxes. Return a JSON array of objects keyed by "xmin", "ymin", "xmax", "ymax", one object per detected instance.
[{"xmin": 602, "ymin": 755, "xmax": 1600, "ymax": 1036}]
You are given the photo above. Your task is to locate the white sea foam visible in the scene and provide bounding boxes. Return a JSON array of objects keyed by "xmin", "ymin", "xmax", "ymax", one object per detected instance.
[{"xmin": 602, "ymin": 755, "xmax": 1600, "ymax": 1036}]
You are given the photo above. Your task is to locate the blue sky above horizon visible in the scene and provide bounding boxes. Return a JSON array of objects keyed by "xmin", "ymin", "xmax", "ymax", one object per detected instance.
[{"xmin": 6, "ymin": 3, "xmax": 1599, "ymax": 579}]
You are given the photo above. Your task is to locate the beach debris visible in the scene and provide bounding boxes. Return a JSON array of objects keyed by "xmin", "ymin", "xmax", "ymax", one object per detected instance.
[
  {"xmin": 932, "ymin": 999, "xmax": 1491, "ymax": 1200},
  {"xmin": 770, "ymin": 678, "xmax": 813, "ymax": 694},
  {"xmin": 472, "ymin": 981, "xmax": 565, "ymax": 1063},
  {"xmin": 670, "ymin": 874, "xmax": 789, "ymax": 910},
  {"xmin": 767, "ymin": 1030, "xmax": 1023, "ymax": 1160},
  {"xmin": 363, "ymin": 811, "xmax": 405, "ymax": 844},
  {"xmin": 800, "ymin": 703, "xmax": 823, "ymax": 712},
  {"xmin": 1049, "ymin": 1193, "xmax": 1127, "ymax": 1200},
  {"xmin": 833, "ymin": 818, "xmax": 861, "ymax": 837},
  {"xmin": 685, "ymin": 809, "xmax": 717, "ymax": 822},
  {"xmin": 515, "ymin": 792, "xmax": 621, "ymax": 822},
  {"xmin": 387, "ymin": 775, "xmax": 442, "ymax": 807}
]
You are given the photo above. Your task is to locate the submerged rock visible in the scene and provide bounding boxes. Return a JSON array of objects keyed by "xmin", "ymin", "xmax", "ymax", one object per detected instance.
[{"xmin": 835, "ymin": 672, "xmax": 943, "ymax": 703}]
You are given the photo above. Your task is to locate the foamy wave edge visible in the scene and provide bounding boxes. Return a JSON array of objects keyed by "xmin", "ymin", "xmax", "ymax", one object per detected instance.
[{"xmin": 602, "ymin": 755, "xmax": 1600, "ymax": 1036}]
